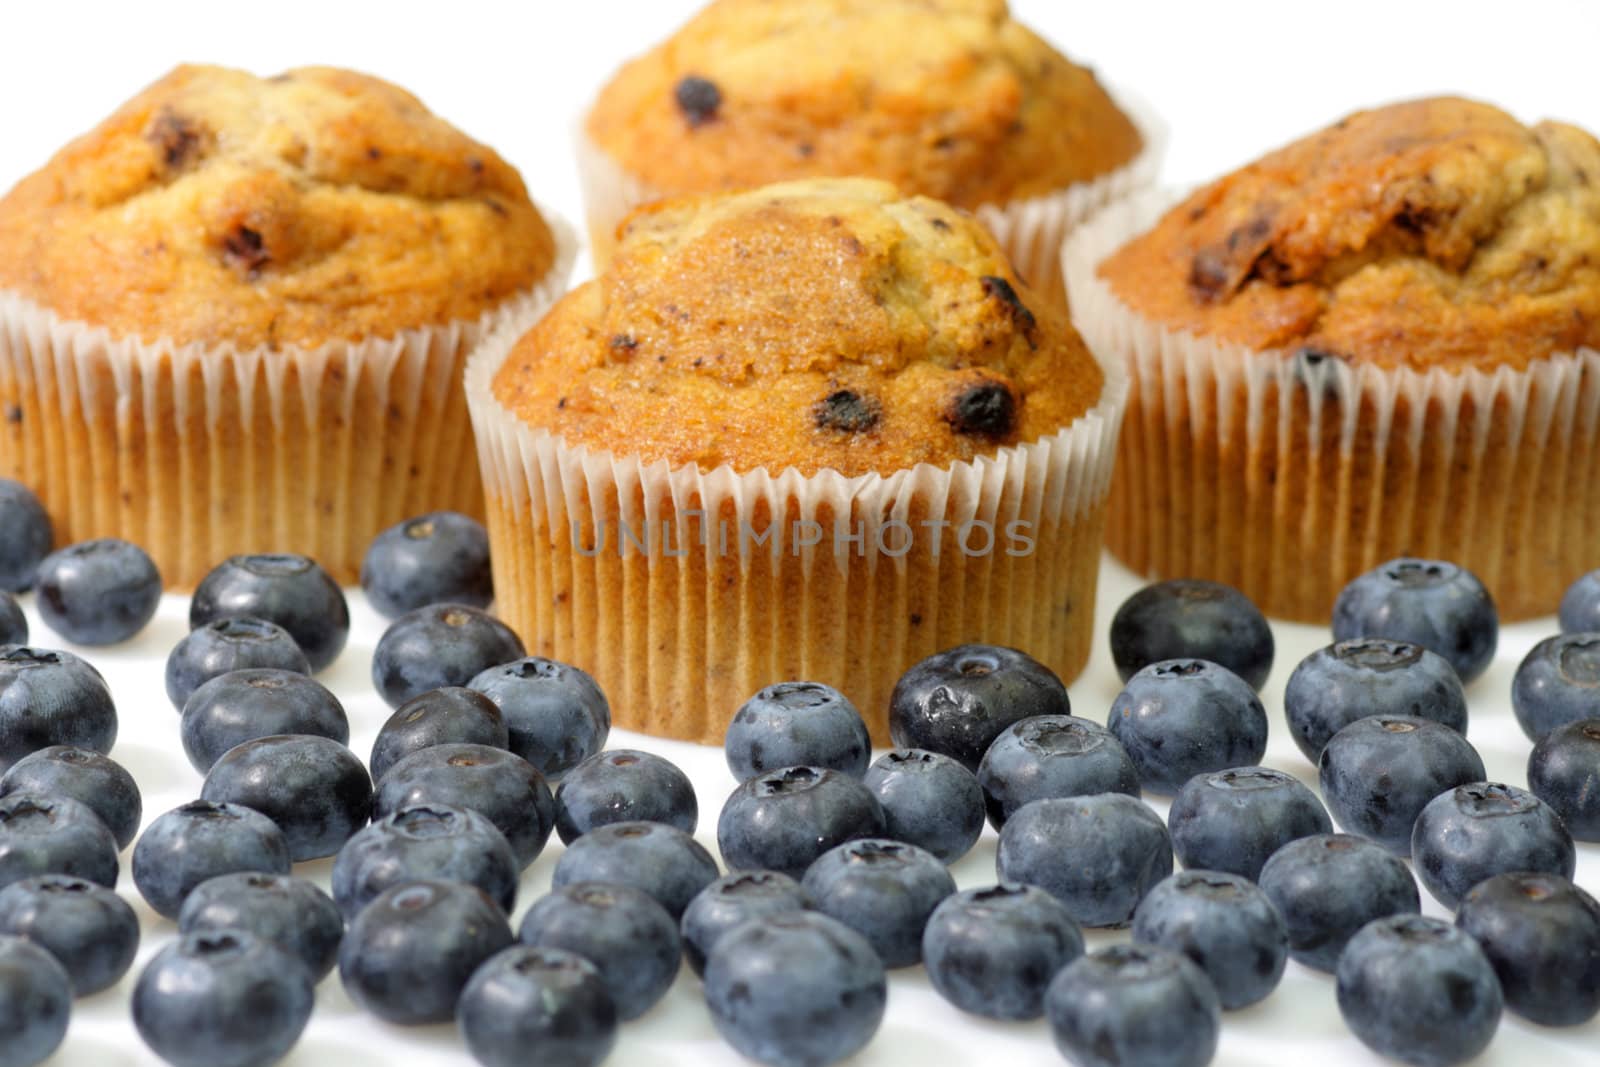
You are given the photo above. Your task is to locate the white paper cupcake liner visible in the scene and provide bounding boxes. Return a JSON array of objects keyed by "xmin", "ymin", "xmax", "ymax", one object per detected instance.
[{"xmin": 1063, "ymin": 190, "xmax": 1600, "ymax": 622}]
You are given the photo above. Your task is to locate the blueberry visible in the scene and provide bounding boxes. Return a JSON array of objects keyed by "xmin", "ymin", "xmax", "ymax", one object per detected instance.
[
  {"xmin": 0, "ymin": 747, "xmax": 140, "ymax": 851},
  {"xmin": 468, "ymin": 656, "xmax": 609, "ymax": 779},
  {"xmin": 1283, "ymin": 639, "xmax": 1467, "ymax": 762},
  {"xmin": 1336, "ymin": 916, "xmax": 1502, "ymax": 1067},
  {"xmin": 0, "ymin": 793, "xmax": 118, "ymax": 892},
  {"xmin": 554, "ymin": 749, "xmax": 697, "ymax": 844},
  {"xmin": 862, "ymin": 749, "xmax": 984, "ymax": 863},
  {"xmin": 1527, "ymin": 718, "xmax": 1600, "ymax": 841},
  {"xmin": 1560, "ymin": 570, "xmax": 1600, "ymax": 634},
  {"xmin": 800, "ymin": 838, "xmax": 954, "ymax": 968},
  {"xmin": 996, "ymin": 794, "xmax": 1173, "ymax": 928},
  {"xmin": 458, "ymin": 945, "xmax": 616, "ymax": 1067},
  {"xmin": 339, "ymin": 879, "xmax": 513, "ymax": 1025},
  {"xmin": 373, "ymin": 603, "xmax": 525, "ymax": 708},
  {"xmin": 681, "ymin": 871, "xmax": 811, "ymax": 979},
  {"xmin": 0, "ymin": 596, "xmax": 23, "ymax": 647},
  {"xmin": 1332, "ymin": 558, "xmax": 1498, "ymax": 685},
  {"xmin": 0, "ymin": 934, "xmax": 70, "ymax": 1067},
  {"xmin": 1258, "ymin": 833, "xmax": 1419, "ymax": 973},
  {"xmin": 704, "ymin": 911, "xmax": 886, "ymax": 1067},
  {"xmin": 0, "ymin": 647, "xmax": 117, "ymax": 773},
  {"xmin": 333, "ymin": 803, "xmax": 517, "ymax": 919},
  {"xmin": 1167, "ymin": 767, "xmax": 1330, "ymax": 881},
  {"xmin": 717, "ymin": 766, "xmax": 886, "ymax": 880},
  {"xmin": 201, "ymin": 734, "xmax": 372, "ymax": 862},
  {"xmin": 181, "ymin": 670, "xmax": 349, "ymax": 774},
  {"xmin": 190, "ymin": 554, "xmax": 349, "ymax": 672},
  {"xmin": 1110, "ymin": 578, "xmax": 1275, "ymax": 692},
  {"xmin": 369, "ymin": 686, "xmax": 508, "ymax": 782},
  {"xmin": 922, "ymin": 884, "xmax": 1083, "ymax": 1020},
  {"xmin": 1131, "ymin": 870, "xmax": 1286, "ymax": 1010},
  {"xmin": 977, "ymin": 715, "xmax": 1139, "ymax": 829},
  {"xmin": 1108, "ymin": 660, "xmax": 1268, "ymax": 795},
  {"xmin": 889, "ymin": 644, "xmax": 1070, "ymax": 771},
  {"xmin": 165, "ymin": 617, "xmax": 310, "ymax": 711},
  {"xmin": 361, "ymin": 511, "xmax": 493, "ymax": 619},
  {"xmin": 0, "ymin": 480, "xmax": 52, "ymax": 594},
  {"xmin": 1511, "ymin": 632, "xmax": 1600, "ymax": 741},
  {"xmin": 134, "ymin": 929, "xmax": 313, "ymax": 1067},
  {"xmin": 1318, "ymin": 715, "xmax": 1485, "ymax": 855},
  {"xmin": 132, "ymin": 801, "xmax": 291, "ymax": 919},
  {"xmin": 0, "ymin": 875, "xmax": 138, "ymax": 995},
  {"xmin": 1410, "ymin": 782, "xmax": 1575, "ymax": 910},
  {"xmin": 33, "ymin": 538, "xmax": 161, "ymax": 646},
  {"xmin": 178, "ymin": 872, "xmax": 342, "ymax": 982},
  {"xmin": 725, "ymin": 682, "xmax": 870, "ymax": 782},
  {"xmin": 373, "ymin": 743, "xmax": 555, "ymax": 869},
  {"xmin": 519, "ymin": 882, "xmax": 681, "ymax": 1020},
  {"xmin": 1045, "ymin": 944, "xmax": 1220, "ymax": 1067},
  {"xmin": 1455, "ymin": 872, "xmax": 1600, "ymax": 1026},
  {"xmin": 552, "ymin": 819, "xmax": 717, "ymax": 920}
]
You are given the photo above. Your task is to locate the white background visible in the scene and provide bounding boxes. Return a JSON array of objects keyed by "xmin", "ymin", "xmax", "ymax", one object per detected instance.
[{"xmin": 3, "ymin": 1, "xmax": 1600, "ymax": 1065}]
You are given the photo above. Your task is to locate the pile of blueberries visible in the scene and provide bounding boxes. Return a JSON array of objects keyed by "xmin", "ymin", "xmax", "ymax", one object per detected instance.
[{"xmin": 3, "ymin": 471, "xmax": 1600, "ymax": 1067}]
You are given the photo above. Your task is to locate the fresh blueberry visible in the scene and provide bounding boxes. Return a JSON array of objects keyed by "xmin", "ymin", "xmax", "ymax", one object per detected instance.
[
  {"xmin": 164, "ymin": 617, "xmax": 310, "ymax": 711},
  {"xmin": 1284, "ymin": 639, "xmax": 1467, "ymax": 762},
  {"xmin": 458, "ymin": 945, "xmax": 616, "ymax": 1067},
  {"xmin": 996, "ymin": 794, "xmax": 1173, "ymax": 928},
  {"xmin": 181, "ymin": 670, "xmax": 349, "ymax": 773},
  {"xmin": 1110, "ymin": 578, "xmax": 1275, "ymax": 691},
  {"xmin": 519, "ymin": 882, "xmax": 681, "ymax": 1020},
  {"xmin": 680, "ymin": 871, "xmax": 811, "ymax": 979},
  {"xmin": 1046, "ymin": 943, "xmax": 1220, "ymax": 1067},
  {"xmin": 333, "ymin": 803, "xmax": 517, "ymax": 919},
  {"xmin": 1337, "ymin": 916, "xmax": 1502, "ymax": 1067},
  {"xmin": 34, "ymin": 538, "xmax": 161, "ymax": 646},
  {"xmin": 468, "ymin": 656, "xmax": 609, "ymax": 779},
  {"xmin": 1318, "ymin": 715, "xmax": 1485, "ymax": 855},
  {"xmin": 373, "ymin": 603, "xmax": 525, "ymax": 709},
  {"xmin": 361, "ymin": 510, "xmax": 493, "ymax": 619},
  {"xmin": 922, "ymin": 883, "xmax": 1083, "ymax": 1020},
  {"xmin": 1527, "ymin": 718, "xmax": 1600, "ymax": 841},
  {"xmin": 0, "ymin": 793, "xmax": 118, "ymax": 891},
  {"xmin": 800, "ymin": 838, "xmax": 954, "ymax": 968},
  {"xmin": 373, "ymin": 743, "xmax": 553, "ymax": 870},
  {"xmin": 1512, "ymin": 632, "xmax": 1600, "ymax": 741},
  {"xmin": 369, "ymin": 686, "xmax": 509, "ymax": 782},
  {"xmin": 704, "ymin": 911, "xmax": 886, "ymax": 1067},
  {"xmin": 554, "ymin": 749, "xmax": 697, "ymax": 844},
  {"xmin": 132, "ymin": 801, "xmax": 291, "ymax": 919},
  {"xmin": 1332, "ymin": 558, "xmax": 1499, "ymax": 685},
  {"xmin": 1167, "ymin": 767, "xmax": 1330, "ymax": 881},
  {"xmin": 0, "ymin": 747, "xmax": 140, "ymax": 851},
  {"xmin": 1455, "ymin": 872, "xmax": 1600, "ymax": 1027},
  {"xmin": 133, "ymin": 929, "xmax": 313, "ymax": 1067},
  {"xmin": 0, "ymin": 875, "xmax": 138, "ymax": 996},
  {"xmin": 1411, "ymin": 782, "xmax": 1576, "ymax": 910},
  {"xmin": 201, "ymin": 734, "xmax": 372, "ymax": 862},
  {"xmin": 0, "ymin": 596, "xmax": 23, "ymax": 647},
  {"xmin": 0, "ymin": 647, "xmax": 117, "ymax": 773},
  {"xmin": 0, "ymin": 480, "xmax": 53, "ymax": 594},
  {"xmin": 552, "ymin": 820, "xmax": 717, "ymax": 920},
  {"xmin": 178, "ymin": 872, "xmax": 343, "ymax": 982},
  {"xmin": 1108, "ymin": 660, "xmax": 1268, "ymax": 795},
  {"xmin": 977, "ymin": 715, "xmax": 1139, "ymax": 830},
  {"xmin": 717, "ymin": 766, "xmax": 886, "ymax": 880},
  {"xmin": 1131, "ymin": 870, "xmax": 1286, "ymax": 1010},
  {"xmin": 862, "ymin": 749, "xmax": 984, "ymax": 863},
  {"xmin": 889, "ymin": 644, "xmax": 1070, "ymax": 771},
  {"xmin": 1561, "ymin": 570, "xmax": 1600, "ymax": 634},
  {"xmin": 725, "ymin": 682, "xmax": 870, "ymax": 782},
  {"xmin": 339, "ymin": 879, "xmax": 513, "ymax": 1025},
  {"xmin": 1258, "ymin": 833, "xmax": 1419, "ymax": 973},
  {"xmin": 190, "ymin": 554, "xmax": 349, "ymax": 673},
  {"xmin": 0, "ymin": 934, "xmax": 70, "ymax": 1067}
]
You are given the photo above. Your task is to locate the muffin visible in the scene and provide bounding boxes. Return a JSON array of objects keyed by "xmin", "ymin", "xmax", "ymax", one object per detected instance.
[
  {"xmin": 1065, "ymin": 96, "xmax": 1600, "ymax": 621},
  {"xmin": 580, "ymin": 0, "xmax": 1158, "ymax": 300},
  {"xmin": 468, "ymin": 177, "xmax": 1126, "ymax": 743},
  {"xmin": 0, "ymin": 64, "xmax": 573, "ymax": 587}
]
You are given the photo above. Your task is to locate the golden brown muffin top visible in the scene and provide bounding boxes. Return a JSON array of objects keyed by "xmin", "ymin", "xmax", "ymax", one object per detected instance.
[
  {"xmin": 0, "ymin": 64, "xmax": 558, "ymax": 350},
  {"xmin": 1100, "ymin": 97, "xmax": 1600, "ymax": 371},
  {"xmin": 586, "ymin": 0, "xmax": 1143, "ymax": 210},
  {"xmin": 493, "ymin": 178, "xmax": 1105, "ymax": 477}
]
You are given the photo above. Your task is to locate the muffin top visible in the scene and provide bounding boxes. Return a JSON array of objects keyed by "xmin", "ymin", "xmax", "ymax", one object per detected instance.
[
  {"xmin": 1099, "ymin": 97, "xmax": 1600, "ymax": 371},
  {"xmin": 0, "ymin": 64, "xmax": 558, "ymax": 350},
  {"xmin": 585, "ymin": 0, "xmax": 1143, "ymax": 209},
  {"xmin": 493, "ymin": 178, "xmax": 1105, "ymax": 478}
]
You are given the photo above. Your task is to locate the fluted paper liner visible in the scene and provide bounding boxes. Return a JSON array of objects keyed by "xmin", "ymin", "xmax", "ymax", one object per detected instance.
[
  {"xmin": 467, "ymin": 324, "xmax": 1128, "ymax": 745},
  {"xmin": 1063, "ymin": 190, "xmax": 1600, "ymax": 622},
  {"xmin": 0, "ymin": 220, "xmax": 577, "ymax": 589}
]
